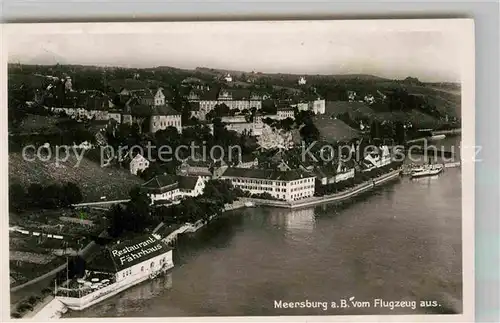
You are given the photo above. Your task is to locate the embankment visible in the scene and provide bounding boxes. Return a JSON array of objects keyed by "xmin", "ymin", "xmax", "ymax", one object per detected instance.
[{"xmin": 243, "ymin": 169, "xmax": 402, "ymax": 210}]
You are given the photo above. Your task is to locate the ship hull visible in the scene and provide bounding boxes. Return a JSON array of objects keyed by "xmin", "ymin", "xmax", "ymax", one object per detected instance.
[{"xmin": 410, "ymin": 168, "xmax": 443, "ymax": 178}]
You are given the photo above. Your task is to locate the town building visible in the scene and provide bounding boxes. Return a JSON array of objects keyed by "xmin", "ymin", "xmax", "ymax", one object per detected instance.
[
  {"xmin": 55, "ymin": 234, "xmax": 173, "ymax": 311},
  {"xmin": 291, "ymin": 98, "xmax": 325, "ymax": 115},
  {"xmin": 221, "ymin": 168, "xmax": 316, "ymax": 202},
  {"xmin": 129, "ymin": 154, "xmax": 150, "ymax": 175},
  {"xmin": 362, "ymin": 145, "xmax": 392, "ymax": 171},
  {"xmin": 177, "ymin": 158, "xmax": 228, "ymax": 180},
  {"xmin": 187, "ymin": 88, "xmax": 263, "ymax": 120},
  {"xmin": 313, "ymin": 160, "xmax": 356, "ymax": 186},
  {"xmin": 224, "ymin": 74, "xmax": 233, "ymax": 82},
  {"xmin": 181, "ymin": 77, "xmax": 210, "ymax": 91},
  {"xmin": 310, "ymin": 99, "xmax": 326, "ymax": 114},
  {"xmin": 298, "ymin": 77, "xmax": 307, "ymax": 85},
  {"xmin": 276, "ymin": 107, "xmax": 295, "ymax": 120},
  {"xmin": 235, "ymin": 155, "xmax": 259, "ymax": 169},
  {"xmin": 347, "ymin": 90, "xmax": 357, "ymax": 102},
  {"xmin": 364, "ymin": 94, "xmax": 375, "ymax": 105},
  {"xmin": 141, "ymin": 174, "xmax": 206, "ymax": 204}
]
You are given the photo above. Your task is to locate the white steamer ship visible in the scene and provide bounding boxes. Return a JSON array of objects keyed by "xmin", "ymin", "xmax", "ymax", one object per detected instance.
[
  {"xmin": 410, "ymin": 164, "xmax": 444, "ymax": 178},
  {"xmin": 55, "ymin": 234, "xmax": 173, "ymax": 311}
]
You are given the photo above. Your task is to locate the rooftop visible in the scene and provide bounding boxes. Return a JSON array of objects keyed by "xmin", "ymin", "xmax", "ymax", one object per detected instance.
[
  {"xmin": 222, "ymin": 167, "xmax": 314, "ymax": 181},
  {"xmin": 177, "ymin": 176, "xmax": 199, "ymax": 190},
  {"xmin": 88, "ymin": 235, "xmax": 172, "ymax": 273},
  {"xmin": 142, "ymin": 174, "xmax": 179, "ymax": 194}
]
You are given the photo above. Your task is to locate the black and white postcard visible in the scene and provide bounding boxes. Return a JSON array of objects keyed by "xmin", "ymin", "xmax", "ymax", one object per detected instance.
[{"xmin": 2, "ymin": 19, "xmax": 475, "ymax": 322}]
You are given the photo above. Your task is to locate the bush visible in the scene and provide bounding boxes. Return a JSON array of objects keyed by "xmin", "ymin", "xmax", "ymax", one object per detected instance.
[
  {"xmin": 27, "ymin": 296, "xmax": 38, "ymax": 305},
  {"xmin": 11, "ymin": 312, "xmax": 22, "ymax": 318},
  {"xmin": 41, "ymin": 288, "xmax": 53, "ymax": 296},
  {"xmin": 16, "ymin": 302, "xmax": 33, "ymax": 313}
]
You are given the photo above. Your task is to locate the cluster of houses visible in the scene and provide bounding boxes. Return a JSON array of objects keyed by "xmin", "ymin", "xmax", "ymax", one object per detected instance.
[
  {"xmin": 48, "ymin": 84, "xmax": 183, "ymax": 134},
  {"xmin": 347, "ymin": 90, "xmax": 385, "ymax": 105},
  {"xmin": 134, "ymin": 142, "xmax": 394, "ymax": 205},
  {"xmin": 27, "ymin": 73, "xmax": 395, "ymax": 205}
]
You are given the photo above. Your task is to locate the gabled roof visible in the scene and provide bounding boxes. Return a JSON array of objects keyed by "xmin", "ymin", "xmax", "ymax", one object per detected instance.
[
  {"xmin": 108, "ymin": 79, "xmax": 149, "ymax": 93},
  {"xmin": 129, "ymin": 104, "xmax": 180, "ymax": 117},
  {"xmin": 87, "ymin": 235, "xmax": 172, "ymax": 273},
  {"xmin": 200, "ymin": 87, "xmax": 220, "ymax": 101},
  {"xmin": 142, "ymin": 174, "xmax": 179, "ymax": 194},
  {"xmin": 131, "ymin": 154, "xmax": 148, "ymax": 163},
  {"xmin": 177, "ymin": 176, "xmax": 199, "ymax": 190}
]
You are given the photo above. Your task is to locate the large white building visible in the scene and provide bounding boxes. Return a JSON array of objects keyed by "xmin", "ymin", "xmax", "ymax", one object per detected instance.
[
  {"xmin": 291, "ymin": 99, "xmax": 325, "ymax": 115},
  {"xmin": 221, "ymin": 168, "xmax": 316, "ymax": 202},
  {"xmin": 187, "ymin": 88, "xmax": 263, "ymax": 120},
  {"xmin": 55, "ymin": 235, "xmax": 173, "ymax": 310},
  {"xmin": 142, "ymin": 175, "xmax": 206, "ymax": 205}
]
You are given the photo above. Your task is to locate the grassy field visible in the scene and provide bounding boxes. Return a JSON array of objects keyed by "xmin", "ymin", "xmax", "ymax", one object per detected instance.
[
  {"xmin": 313, "ymin": 117, "xmax": 361, "ymax": 142},
  {"xmin": 9, "ymin": 152, "xmax": 144, "ymax": 202},
  {"xmin": 15, "ymin": 114, "xmax": 61, "ymax": 133}
]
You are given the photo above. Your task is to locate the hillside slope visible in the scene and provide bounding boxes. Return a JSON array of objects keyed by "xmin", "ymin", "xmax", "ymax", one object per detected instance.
[{"xmin": 9, "ymin": 152, "xmax": 144, "ymax": 202}]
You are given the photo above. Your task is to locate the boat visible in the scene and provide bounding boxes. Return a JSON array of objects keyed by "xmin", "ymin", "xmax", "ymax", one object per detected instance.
[
  {"xmin": 244, "ymin": 201, "xmax": 255, "ymax": 208},
  {"xmin": 55, "ymin": 234, "xmax": 174, "ymax": 311},
  {"xmin": 410, "ymin": 164, "xmax": 444, "ymax": 178}
]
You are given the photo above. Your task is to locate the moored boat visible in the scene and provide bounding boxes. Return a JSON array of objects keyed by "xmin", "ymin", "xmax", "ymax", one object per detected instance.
[
  {"xmin": 410, "ymin": 164, "xmax": 444, "ymax": 178},
  {"xmin": 244, "ymin": 201, "xmax": 256, "ymax": 208}
]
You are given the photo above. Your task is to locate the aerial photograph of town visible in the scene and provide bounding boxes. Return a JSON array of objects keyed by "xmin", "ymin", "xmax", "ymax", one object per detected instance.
[{"xmin": 6, "ymin": 20, "xmax": 468, "ymax": 320}]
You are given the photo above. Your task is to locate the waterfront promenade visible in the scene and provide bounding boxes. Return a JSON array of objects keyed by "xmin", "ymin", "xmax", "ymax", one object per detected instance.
[{"xmin": 244, "ymin": 169, "xmax": 402, "ymax": 209}]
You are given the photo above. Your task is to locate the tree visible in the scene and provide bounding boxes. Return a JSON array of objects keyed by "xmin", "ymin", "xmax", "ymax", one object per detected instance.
[
  {"xmin": 107, "ymin": 204, "xmax": 126, "ymax": 237},
  {"xmin": 42, "ymin": 184, "xmax": 63, "ymax": 209},
  {"xmin": 299, "ymin": 120, "xmax": 320, "ymax": 144},
  {"xmin": 61, "ymin": 182, "xmax": 83, "ymax": 206},
  {"xmin": 9, "ymin": 183, "xmax": 26, "ymax": 212},
  {"xmin": 138, "ymin": 162, "xmax": 164, "ymax": 181},
  {"xmin": 27, "ymin": 183, "xmax": 44, "ymax": 206},
  {"xmin": 295, "ymin": 110, "xmax": 315, "ymax": 126}
]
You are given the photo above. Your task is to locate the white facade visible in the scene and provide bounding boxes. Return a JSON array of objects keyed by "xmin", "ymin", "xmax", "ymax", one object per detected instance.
[
  {"xmin": 290, "ymin": 100, "xmax": 325, "ymax": 115},
  {"xmin": 310, "ymin": 99, "xmax": 326, "ymax": 114},
  {"xmin": 362, "ymin": 146, "xmax": 392, "ymax": 171},
  {"xmin": 115, "ymin": 249, "xmax": 173, "ymax": 284},
  {"xmin": 154, "ymin": 88, "xmax": 166, "ymax": 106},
  {"xmin": 146, "ymin": 176, "xmax": 205, "ymax": 204},
  {"xmin": 179, "ymin": 177, "xmax": 206, "ymax": 198},
  {"xmin": 364, "ymin": 94, "xmax": 375, "ymax": 105},
  {"xmin": 149, "ymin": 187, "xmax": 180, "ymax": 204},
  {"xmin": 334, "ymin": 168, "xmax": 355, "ymax": 182},
  {"xmin": 224, "ymin": 74, "xmax": 233, "ymax": 82},
  {"xmin": 109, "ymin": 111, "xmax": 122, "ymax": 123},
  {"xmin": 130, "ymin": 154, "xmax": 150, "ymax": 175},
  {"xmin": 277, "ymin": 109, "xmax": 295, "ymax": 120},
  {"xmin": 222, "ymin": 171, "xmax": 316, "ymax": 202},
  {"xmin": 298, "ymin": 77, "xmax": 307, "ymax": 85},
  {"xmin": 292, "ymin": 102, "xmax": 309, "ymax": 112},
  {"xmin": 150, "ymin": 114, "xmax": 182, "ymax": 133}
]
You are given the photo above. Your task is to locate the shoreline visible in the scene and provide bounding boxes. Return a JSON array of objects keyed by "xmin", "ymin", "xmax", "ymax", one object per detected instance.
[
  {"xmin": 242, "ymin": 169, "xmax": 402, "ymax": 210},
  {"xmin": 24, "ymin": 169, "xmax": 403, "ymax": 319}
]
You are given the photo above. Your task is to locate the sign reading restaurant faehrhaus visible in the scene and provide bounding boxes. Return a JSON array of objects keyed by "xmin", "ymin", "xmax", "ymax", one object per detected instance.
[{"xmin": 110, "ymin": 235, "xmax": 168, "ymax": 268}]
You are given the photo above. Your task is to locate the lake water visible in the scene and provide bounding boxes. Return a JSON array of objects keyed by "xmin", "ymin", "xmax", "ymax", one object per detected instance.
[{"xmin": 66, "ymin": 136, "xmax": 462, "ymax": 317}]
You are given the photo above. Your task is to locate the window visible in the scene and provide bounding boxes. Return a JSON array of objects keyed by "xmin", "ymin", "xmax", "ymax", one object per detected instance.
[
  {"xmin": 141, "ymin": 266, "xmax": 144, "ymax": 272},
  {"xmin": 151, "ymin": 261, "xmax": 155, "ymax": 268}
]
